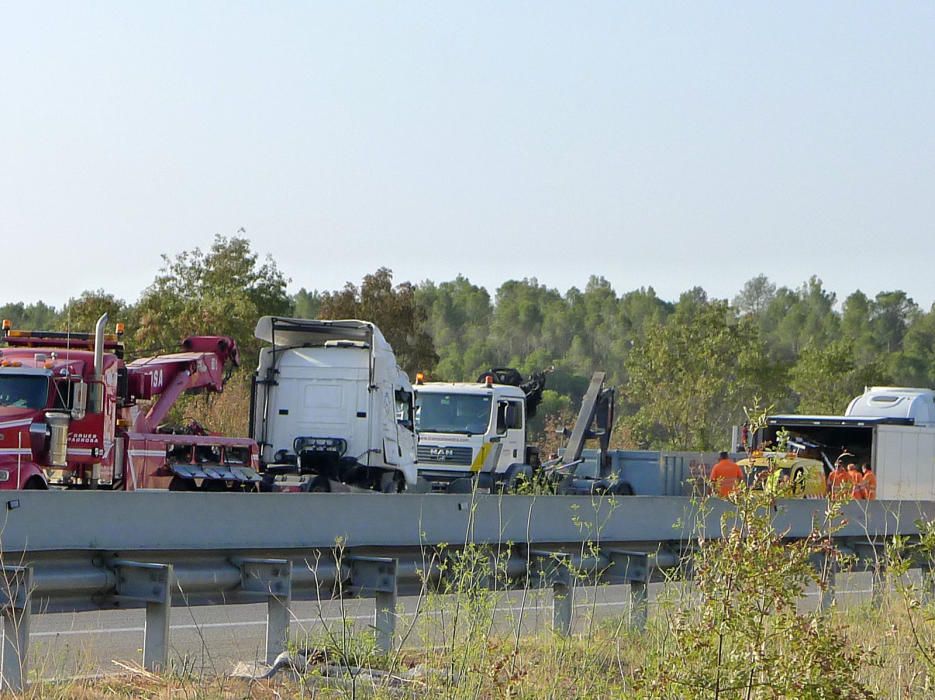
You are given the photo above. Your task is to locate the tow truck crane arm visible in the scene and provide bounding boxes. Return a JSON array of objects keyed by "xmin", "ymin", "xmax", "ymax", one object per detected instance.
[{"xmin": 127, "ymin": 336, "xmax": 240, "ymax": 433}]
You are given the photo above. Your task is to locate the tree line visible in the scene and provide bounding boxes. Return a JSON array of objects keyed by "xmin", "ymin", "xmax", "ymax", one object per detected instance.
[{"xmin": 4, "ymin": 236, "xmax": 932, "ymax": 451}]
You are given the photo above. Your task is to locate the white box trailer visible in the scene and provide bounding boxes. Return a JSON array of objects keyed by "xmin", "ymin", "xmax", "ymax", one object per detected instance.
[
  {"xmin": 762, "ymin": 387, "xmax": 935, "ymax": 500},
  {"xmin": 873, "ymin": 423, "xmax": 935, "ymax": 500}
]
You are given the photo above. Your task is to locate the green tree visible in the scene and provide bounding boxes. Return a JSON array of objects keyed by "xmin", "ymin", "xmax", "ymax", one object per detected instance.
[
  {"xmin": 133, "ymin": 235, "xmax": 292, "ymax": 363},
  {"xmin": 293, "ymin": 288, "xmax": 322, "ymax": 319},
  {"xmin": 416, "ymin": 276, "xmax": 494, "ymax": 380},
  {"xmin": 790, "ymin": 339, "xmax": 888, "ymax": 414},
  {"xmin": 732, "ymin": 273, "xmax": 776, "ymax": 318},
  {"xmin": 891, "ymin": 304, "xmax": 935, "ymax": 386},
  {"xmin": 841, "ymin": 290, "xmax": 876, "ymax": 365},
  {"xmin": 870, "ymin": 290, "xmax": 918, "ymax": 354},
  {"xmin": 319, "ymin": 267, "xmax": 437, "ymax": 376},
  {"xmin": 624, "ymin": 301, "xmax": 785, "ymax": 450},
  {"xmin": 761, "ymin": 277, "xmax": 839, "ymax": 362},
  {"xmin": 58, "ymin": 290, "xmax": 128, "ymax": 336},
  {"xmin": 0, "ymin": 301, "xmax": 59, "ymax": 330}
]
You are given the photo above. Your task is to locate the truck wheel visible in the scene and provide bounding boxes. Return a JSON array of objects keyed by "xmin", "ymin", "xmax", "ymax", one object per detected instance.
[
  {"xmin": 23, "ymin": 476, "xmax": 48, "ymax": 490},
  {"xmin": 503, "ymin": 464, "xmax": 534, "ymax": 493},
  {"xmin": 612, "ymin": 481, "xmax": 635, "ymax": 496},
  {"xmin": 169, "ymin": 476, "xmax": 197, "ymax": 491},
  {"xmin": 201, "ymin": 479, "xmax": 228, "ymax": 492},
  {"xmin": 302, "ymin": 475, "xmax": 331, "ymax": 493},
  {"xmin": 381, "ymin": 471, "xmax": 405, "ymax": 493}
]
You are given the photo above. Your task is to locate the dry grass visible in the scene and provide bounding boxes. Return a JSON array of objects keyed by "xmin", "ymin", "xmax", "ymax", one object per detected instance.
[{"xmin": 20, "ymin": 592, "xmax": 935, "ymax": 699}]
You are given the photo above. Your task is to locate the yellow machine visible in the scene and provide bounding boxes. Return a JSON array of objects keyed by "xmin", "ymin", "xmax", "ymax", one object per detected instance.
[{"xmin": 738, "ymin": 451, "xmax": 827, "ymax": 498}]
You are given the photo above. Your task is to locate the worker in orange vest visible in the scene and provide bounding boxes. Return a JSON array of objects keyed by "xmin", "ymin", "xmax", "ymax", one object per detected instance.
[
  {"xmin": 710, "ymin": 451, "xmax": 745, "ymax": 497},
  {"xmin": 847, "ymin": 462, "xmax": 864, "ymax": 499},
  {"xmin": 861, "ymin": 464, "xmax": 877, "ymax": 500},
  {"xmin": 827, "ymin": 459, "xmax": 851, "ymax": 500}
]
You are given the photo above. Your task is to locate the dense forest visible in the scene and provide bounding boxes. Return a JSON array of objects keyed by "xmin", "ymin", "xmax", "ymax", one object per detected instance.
[{"xmin": 4, "ymin": 236, "xmax": 932, "ymax": 452}]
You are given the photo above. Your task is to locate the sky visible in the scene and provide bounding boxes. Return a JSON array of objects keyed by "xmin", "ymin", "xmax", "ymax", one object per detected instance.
[{"xmin": 2, "ymin": 2, "xmax": 934, "ymax": 309}]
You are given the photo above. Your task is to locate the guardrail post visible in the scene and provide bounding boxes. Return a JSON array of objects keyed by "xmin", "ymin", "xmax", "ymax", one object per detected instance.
[
  {"xmin": 348, "ymin": 556, "xmax": 398, "ymax": 655},
  {"xmin": 236, "ymin": 558, "xmax": 293, "ymax": 664},
  {"xmin": 113, "ymin": 561, "xmax": 174, "ymax": 672},
  {"xmin": 0, "ymin": 565, "xmax": 32, "ymax": 693},
  {"xmin": 531, "ymin": 551, "xmax": 574, "ymax": 636},
  {"xmin": 810, "ymin": 551, "xmax": 836, "ymax": 612},
  {"xmin": 607, "ymin": 550, "xmax": 650, "ymax": 631},
  {"xmin": 852, "ymin": 542, "xmax": 886, "ymax": 607}
]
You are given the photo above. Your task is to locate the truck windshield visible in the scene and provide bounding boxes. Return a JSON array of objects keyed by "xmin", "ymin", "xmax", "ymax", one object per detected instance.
[
  {"xmin": 0, "ymin": 374, "xmax": 49, "ymax": 409},
  {"xmin": 415, "ymin": 393, "xmax": 492, "ymax": 435}
]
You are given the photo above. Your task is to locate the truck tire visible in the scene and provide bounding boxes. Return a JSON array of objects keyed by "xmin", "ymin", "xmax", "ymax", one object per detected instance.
[
  {"xmin": 169, "ymin": 476, "xmax": 197, "ymax": 491},
  {"xmin": 502, "ymin": 463, "xmax": 534, "ymax": 493},
  {"xmin": 23, "ymin": 476, "xmax": 48, "ymax": 490},
  {"xmin": 302, "ymin": 475, "xmax": 332, "ymax": 493}
]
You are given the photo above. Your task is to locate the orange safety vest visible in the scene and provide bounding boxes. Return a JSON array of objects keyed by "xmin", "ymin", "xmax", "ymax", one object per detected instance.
[
  {"xmin": 710, "ymin": 459, "xmax": 744, "ymax": 497},
  {"xmin": 848, "ymin": 468, "xmax": 864, "ymax": 499},
  {"xmin": 827, "ymin": 469, "xmax": 850, "ymax": 500},
  {"xmin": 861, "ymin": 471, "xmax": 877, "ymax": 500}
]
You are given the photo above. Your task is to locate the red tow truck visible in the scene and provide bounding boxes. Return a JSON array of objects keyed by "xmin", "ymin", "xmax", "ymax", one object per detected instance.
[{"xmin": 0, "ymin": 314, "xmax": 260, "ymax": 491}]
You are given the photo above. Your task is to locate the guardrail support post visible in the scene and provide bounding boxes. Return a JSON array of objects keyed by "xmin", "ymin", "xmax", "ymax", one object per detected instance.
[
  {"xmin": 853, "ymin": 543, "xmax": 886, "ymax": 607},
  {"xmin": 348, "ymin": 556, "xmax": 398, "ymax": 655},
  {"xmin": 531, "ymin": 551, "xmax": 575, "ymax": 636},
  {"xmin": 0, "ymin": 565, "xmax": 32, "ymax": 693},
  {"xmin": 236, "ymin": 558, "xmax": 293, "ymax": 664},
  {"xmin": 810, "ymin": 552, "xmax": 836, "ymax": 612},
  {"xmin": 113, "ymin": 561, "xmax": 174, "ymax": 672},
  {"xmin": 607, "ymin": 550, "xmax": 650, "ymax": 631}
]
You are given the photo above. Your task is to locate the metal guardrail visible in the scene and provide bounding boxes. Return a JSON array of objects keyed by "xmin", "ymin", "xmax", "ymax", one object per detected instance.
[{"xmin": 0, "ymin": 491, "xmax": 930, "ymax": 691}]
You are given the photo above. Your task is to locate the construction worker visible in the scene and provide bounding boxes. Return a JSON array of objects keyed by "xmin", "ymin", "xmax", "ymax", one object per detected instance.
[
  {"xmin": 827, "ymin": 459, "xmax": 851, "ymax": 500},
  {"xmin": 710, "ymin": 451, "xmax": 745, "ymax": 497},
  {"xmin": 861, "ymin": 463, "xmax": 877, "ymax": 500},
  {"xmin": 847, "ymin": 462, "xmax": 864, "ymax": 499}
]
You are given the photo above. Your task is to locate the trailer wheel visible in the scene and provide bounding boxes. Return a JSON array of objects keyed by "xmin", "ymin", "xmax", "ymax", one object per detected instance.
[
  {"xmin": 168, "ymin": 476, "xmax": 197, "ymax": 491},
  {"xmin": 23, "ymin": 476, "xmax": 47, "ymax": 490}
]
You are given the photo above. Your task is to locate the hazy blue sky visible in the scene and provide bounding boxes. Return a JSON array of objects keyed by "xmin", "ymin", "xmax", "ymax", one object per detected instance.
[{"xmin": 2, "ymin": 2, "xmax": 934, "ymax": 309}]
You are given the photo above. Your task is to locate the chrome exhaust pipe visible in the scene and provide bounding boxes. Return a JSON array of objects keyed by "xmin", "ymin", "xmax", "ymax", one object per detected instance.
[{"xmin": 93, "ymin": 313, "xmax": 107, "ymax": 412}]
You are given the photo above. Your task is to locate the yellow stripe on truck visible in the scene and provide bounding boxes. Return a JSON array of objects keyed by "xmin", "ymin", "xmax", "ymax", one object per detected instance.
[{"xmin": 471, "ymin": 443, "xmax": 492, "ymax": 473}]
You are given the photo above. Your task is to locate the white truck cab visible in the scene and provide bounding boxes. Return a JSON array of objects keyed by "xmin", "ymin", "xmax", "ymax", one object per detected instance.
[
  {"xmin": 413, "ymin": 378, "xmax": 529, "ymax": 485},
  {"xmin": 251, "ymin": 317, "xmax": 418, "ymax": 491}
]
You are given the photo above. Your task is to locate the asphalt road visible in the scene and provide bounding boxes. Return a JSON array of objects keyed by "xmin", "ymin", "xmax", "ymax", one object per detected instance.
[{"xmin": 24, "ymin": 574, "xmax": 881, "ymax": 680}]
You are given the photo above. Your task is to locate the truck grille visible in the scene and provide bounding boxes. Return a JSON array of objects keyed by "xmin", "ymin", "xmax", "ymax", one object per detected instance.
[{"xmin": 417, "ymin": 445, "xmax": 473, "ymax": 466}]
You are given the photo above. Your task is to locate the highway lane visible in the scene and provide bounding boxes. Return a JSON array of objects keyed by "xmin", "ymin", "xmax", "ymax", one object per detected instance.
[
  {"xmin": 23, "ymin": 574, "xmax": 882, "ymax": 680},
  {"xmin": 26, "ymin": 585, "xmax": 632, "ymax": 679}
]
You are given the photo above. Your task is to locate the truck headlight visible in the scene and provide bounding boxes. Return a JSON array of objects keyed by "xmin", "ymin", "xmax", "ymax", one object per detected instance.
[{"xmin": 0, "ymin": 470, "xmax": 10, "ymax": 482}]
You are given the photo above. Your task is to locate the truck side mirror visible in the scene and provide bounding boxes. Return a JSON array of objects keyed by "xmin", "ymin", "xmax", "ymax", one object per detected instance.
[{"xmin": 71, "ymin": 380, "xmax": 88, "ymax": 421}]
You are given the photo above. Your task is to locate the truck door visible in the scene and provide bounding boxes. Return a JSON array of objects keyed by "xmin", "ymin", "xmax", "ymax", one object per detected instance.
[
  {"xmin": 380, "ymin": 380, "xmax": 399, "ymax": 466},
  {"xmin": 496, "ymin": 399, "xmax": 525, "ymax": 471}
]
